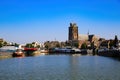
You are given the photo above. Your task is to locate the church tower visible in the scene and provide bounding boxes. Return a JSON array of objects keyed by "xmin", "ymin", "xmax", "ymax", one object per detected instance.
[{"xmin": 68, "ymin": 23, "xmax": 78, "ymax": 41}]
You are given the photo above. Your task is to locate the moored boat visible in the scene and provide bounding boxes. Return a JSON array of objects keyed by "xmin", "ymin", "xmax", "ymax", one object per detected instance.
[
  {"xmin": 12, "ymin": 49, "xmax": 25, "ymax": 57},
  {"xmin": 24, "ymin": 48, "xmax": 38, "ymax": 56}
]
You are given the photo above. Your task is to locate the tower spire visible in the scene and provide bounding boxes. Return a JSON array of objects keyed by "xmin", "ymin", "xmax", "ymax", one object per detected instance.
[
  {"xmin": 87, "ymin": 30, "xmax": 89, "ymax": 35},
  {"xmin": 68, "ymin": 23, "xmax": 78, "ymax": 41}
]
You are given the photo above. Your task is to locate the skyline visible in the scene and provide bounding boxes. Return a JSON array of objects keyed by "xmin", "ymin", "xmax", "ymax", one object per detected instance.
[{"xmin": 0, "ymin": 0, "xmax": 120, "ymax": 44}]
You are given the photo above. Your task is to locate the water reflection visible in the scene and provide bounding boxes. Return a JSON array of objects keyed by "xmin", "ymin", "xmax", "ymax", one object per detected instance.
[{"xmin": 0, "ymin": 55, "xmax": 120, "ymax": 80}]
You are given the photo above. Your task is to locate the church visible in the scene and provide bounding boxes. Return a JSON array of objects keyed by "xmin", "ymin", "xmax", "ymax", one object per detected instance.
[{"xmin": 68, "ymin": 23, "xmax": 99, "ymax": 48}]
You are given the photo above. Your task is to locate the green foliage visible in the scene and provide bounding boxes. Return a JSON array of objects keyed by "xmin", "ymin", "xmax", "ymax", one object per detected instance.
[
  {"xmin": 0, "ymin": 42, "xmax": 3, "ymax": 48},
  {"xmin": 25, "ymin": 44, "xmax": 34, "ymax": 48},
  {"xmin": 14, "ymin": 43, "xmax": 19, "ymax": 47},
  {"xmin": 81, "ymin": 43, "xmax": 87, "ymax": 49},
  {"xmin": 109, "ymin": 40, "xmax": 114, "ymax": 48},
  {"xmin": 32, "ymin": 42, "xmax": 36, "ymax": 44},
  {"xmin": 73, "ymin": 43, "xmax": 79, "ymax": 48},
  {"xmin": 44, "ymin": 41, "xmax": 50, "ymax": 49},
  {"xmin": 45, "ymin": 45, "xmax": 49, "ymax": 49},
  {"xmin": 37, "ymin": 45, "xmax": 40, "ymax": 48},
  {"xmin": 56, "ymin": 43, "xmax": 60, "ymax": 48},
  {"xmin": 3, "ymin": 41, "xmax": 7, "ymax": 46},
  {"xmin": 0, "ymin": 41, "xmax": 8, "ymax": 47}
]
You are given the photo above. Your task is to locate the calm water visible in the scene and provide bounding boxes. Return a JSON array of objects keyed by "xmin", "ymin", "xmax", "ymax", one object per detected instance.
[{"xmin": 0, "ymin": 55, "xmax": 120, "ymax": 80}]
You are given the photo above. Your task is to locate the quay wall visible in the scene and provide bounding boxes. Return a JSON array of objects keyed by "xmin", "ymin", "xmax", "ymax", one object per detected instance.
[
  {"xmin": 98, "ymin": 50, "xmax": 120, "ymax": 58},
  {"xmin": 48, "ymin": 49, "xmax": 93, "ymax": 55}
]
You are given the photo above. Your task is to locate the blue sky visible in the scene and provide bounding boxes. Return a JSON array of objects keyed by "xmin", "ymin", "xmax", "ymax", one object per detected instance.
[{"xmin": 0, "ymin": 0, "xmax": 120, "ymax": 44}]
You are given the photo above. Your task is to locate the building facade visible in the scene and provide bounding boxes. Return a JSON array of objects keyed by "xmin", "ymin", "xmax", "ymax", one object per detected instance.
[
  {"xmin": 68, "ymin": 23, "xmax": 78, "ymax": 41},
  {"xmin": 68, "ymin": 23, "xmax": 100, "ymax": 48}
]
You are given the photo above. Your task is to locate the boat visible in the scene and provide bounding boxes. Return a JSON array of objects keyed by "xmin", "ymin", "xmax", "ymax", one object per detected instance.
[
  {"xmin": 12, "ymin": 49, "xmax": 25, "ymax": 57},
  {"xmin": 40, "ymin": 49, "xmax": 49, "ymax": 53},
  {"xmin": 24, "ymin": 48, "xmax": 38, "ymax": 51},
  {"xmin": 24, "ymin": 48, "xmax": 38, "ymax": 56}
]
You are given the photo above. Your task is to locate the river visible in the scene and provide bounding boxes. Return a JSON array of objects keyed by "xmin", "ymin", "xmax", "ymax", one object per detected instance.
[{"xmin": 0, "ymin": 54, "xmax": 120, "ymax": 80}]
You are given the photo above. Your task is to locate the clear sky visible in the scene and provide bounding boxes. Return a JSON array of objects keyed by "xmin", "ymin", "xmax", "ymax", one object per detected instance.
[{"xmin": 0, "ymin": 0, "xmax": 120, "ymax": 44}]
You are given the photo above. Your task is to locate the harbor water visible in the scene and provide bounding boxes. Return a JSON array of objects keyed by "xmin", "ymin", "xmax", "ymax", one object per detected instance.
[{"xmin": 0, "ymin": 54, "xmax": 120, "ymax": 80}]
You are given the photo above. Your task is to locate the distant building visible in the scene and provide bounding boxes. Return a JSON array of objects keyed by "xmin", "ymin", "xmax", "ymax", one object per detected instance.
[
  {"xmin": 0, "ymin": 38, "xmax": 4, "ymax": 42},
  {"xmin": 68, "ymin": 23, "xmax": 100, "ymax": 48},
  {"xmin": 99, "ymin": 38, "xmax": 105, "ymax": 42},
  {"xmin": 0, "ymin": 46, "xmax": 17, "ymax": 51},
  {"xmin": 99, "ymin": 40, "xmax": 110, "ymax": 49},
  {"xmin": 78, "ymin": 34, "xmax": 88, "ymax": 41},
  {"xmin": 68, "ymin": 23, "xmax": 78, "ymax": 41},
  {"xmin": 44, "ymin": 41, "xmax": 61, "ymax": 49}
]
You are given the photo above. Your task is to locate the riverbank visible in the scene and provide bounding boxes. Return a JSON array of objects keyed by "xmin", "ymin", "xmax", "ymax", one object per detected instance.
[
  {"xmin": 0, "ymin": 51, "xmax": 12, "ymax": 59},
  {"xmin": 0, "ymin": 50, "xmax": 49, "ymax": 59},
  {"xmin": 98, "ymin": 49, "xmax": 120, "ymax": 58},
  {"xmin": 1, "ymin": 49, "xmax": 120, "ymax": 60}
]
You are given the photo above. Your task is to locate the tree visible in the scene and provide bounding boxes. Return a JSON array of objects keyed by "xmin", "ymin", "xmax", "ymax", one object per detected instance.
[
  {"xmin": 73, "ymin": 42, "xmax": 79, "ymax": 48},
  {"xmin": 56, "ymin": 43, "xmax": 60, "ymax": 48},
  {"xmin": 32, "ymin": 42, "xmax": 36, "ymax": 44},
  {"xmin": 81, "ymin": 43, "xmax": 87, "ymax": 49},
  {"xmin": 37, "ymin": 45, "xmax": 40, "ymax": 48},
  {"xmin": 45, "ymin": 45, "xmax": 49, "ymax": 49},
  {"xmin": 25, "ymin": 44, "xmax": 34, "ymax": 48},
  {"xmin": 0, "ymin": 42, "xmax": 3, "ymax": 48},
  {"xmin": 3, "ymin": 41, "xmax": 7, "ymax": 46},
  {"xmin": 14, "ymin": 43, "xmax": 19, "ymax": 47},
  {"xmin": 44, "ymin": 41, "xmax": 50, "ymax": 49},
  {"xmin": 109, "ymin": 40, "xmax": 114, "ymax": 48}
]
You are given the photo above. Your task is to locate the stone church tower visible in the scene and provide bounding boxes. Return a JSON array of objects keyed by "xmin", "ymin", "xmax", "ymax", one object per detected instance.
[{"xmin": 68, "ymin": 23, "xmax": 78, "ymax": 41}]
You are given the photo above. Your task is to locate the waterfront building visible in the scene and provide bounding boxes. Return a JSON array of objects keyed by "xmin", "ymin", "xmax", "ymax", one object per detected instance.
[
  {"xmin": 0, "ymin": 46, "xmax": 17, "ymax": 51},
  {"xmin": 118, "ymin": 41, "xmax": 120, "ymax": 50},
  {"xmin": 32, "ymin": 42, "xmax": 41, "ymax": 48},
  {"xmin": 0, "ymin": 38, "xmax": 4, "ymax": 42},
  {"xmin": 68, "ymin": 23, "xmax": 100, "ymax": 48},
  {"xmin": 99, "ymin": 40, "xmax": 110, "ymax": 49}
]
